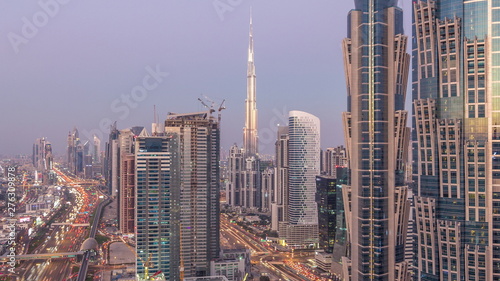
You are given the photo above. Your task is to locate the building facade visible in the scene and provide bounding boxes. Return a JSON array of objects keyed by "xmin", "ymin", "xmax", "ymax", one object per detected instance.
[
  {"xmin": 324, "ymin": 146, "xmax": 348, "ymax": 178},
  {"xmin": 283, "ymin": 111, "xmax": 320, "ymax": 247},
  {"xmin": 341, "ymin": 0, "xmax": 411, "ymax": 280},
  {"xmin": 261, "ymin": 167, "xmax": 275, "ymax": 212},
  {"xmin": 272, "ymin": 126, "xmax": 289, "ymax": 233},
  {"xmin": 316, "ymin": 175, "xmax": 339, "ymax": 253},
  {"xmin": 412, "ymin": 0, "xmax": 500, "ymax": 279},
  {"xmin": 210, "ymin": 249, "xmax": 251, "ymax": 281},
  {"xmin": 165, "ymin": 111, "xmax": 220, "ymax": 278},
  {"xmin": 135, "ymin": 135, "xmax": 180, "ymax": 281},
  {"xmin": 33, "ymin": 137, "xmax": 54, "ymax": 184}
]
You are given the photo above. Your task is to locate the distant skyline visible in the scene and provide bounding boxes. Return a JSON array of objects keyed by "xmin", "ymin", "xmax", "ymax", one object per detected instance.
[{"xmin": 0, "ymin": 1, "xmax": 412, "ymax": 156}]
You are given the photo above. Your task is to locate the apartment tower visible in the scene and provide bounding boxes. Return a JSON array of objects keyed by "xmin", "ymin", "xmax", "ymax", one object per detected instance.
[{"xmin": 341, "ymin": 0, "xmax": 411, "ymax": 279}]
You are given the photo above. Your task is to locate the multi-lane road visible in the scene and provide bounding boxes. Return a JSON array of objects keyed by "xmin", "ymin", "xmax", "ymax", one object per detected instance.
[
  {"xmin": 16, "ymin": 167, "xmax": 102, "ymax": 281},
  {"xmin": 220, "ymin": 214, "xmax": 319, "ymax": 281},
  {"xmin": 77, "ymin": 196, "xmax": 110, "ymax": 281}
]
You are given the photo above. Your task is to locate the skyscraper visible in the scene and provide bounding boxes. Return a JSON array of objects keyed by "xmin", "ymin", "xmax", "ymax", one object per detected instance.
[
  {"xmin": 272, "ymin": 126, "xmax": 289, "ymax": 233},
  {"xmin": 165, "ymin": 111, "xmax": 220, "ymax": 278},
  {"xmin": 261, "ymin": 167, "xmax": 275, "ymax": 212},
  {"xmin": 104, "ymin": 122, "xmax": 120, "ymax": 196},
  {"xmin": 67, "ymin": 127, "xmax": 79, "ymax": 175},
  {"xmin": 135, "ymin": 135, "xmax": 180, "ymax": 281},
  {"xmin": 243, "ymin": 13, "xmax": 258, "ymax": 157},
  {"xmin": 412, "ymin": 1, "xmax": 500, "ymax": 279},
  {"xmin": 119, "ymin": 126, "xmax": 148, "ymax": 235},
  {"xmin": 341, "ymin": 0, "xmax": 411, "ymax": 280},
  {"xmin": 33, "ymin": 137, "xmax": 54, "ymax": 184},
  {"xmin": 228, "ymin": 13, "xmax": 261, "ymax": 210},
  {"xmin": 316, "ymin": 175, "xmax": 339, "ymax": 253},
  {"xmin": 93, "ymin": 135, "xmax": 101, "ymax": 164},
  {"xmin": 227, "ymin": 144, "xmax": 244, "ymax": 207},
  {"xmin": 284, "ymin": 111, "xmax": 320, "ymax": 247}
]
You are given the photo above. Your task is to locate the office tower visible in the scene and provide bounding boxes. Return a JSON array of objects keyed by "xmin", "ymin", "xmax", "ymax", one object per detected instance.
[
  {"xmin": 83, "ymin": 155, "xmax": 93, "ymax": 179},
  {"xmin": 243, "ymin": 14, "xmax": 258, "ymax": 157},
  {"xmin": 135, "ymin": 135, "xmax": 180, "ymax": 281},
  {"xmin": 316, "ymin": 175, "xmax": 339, "ymax": 253},
  {"xmin": 272, "ymin": 126, "xmax": 289, "ymax": 232},
  {"xmin": 33, "ymin": 138, "xmax": 54, "ymax": 184},
  {"xmin": 104, "ymin": 122, "xmax": 120, "ymax": 195},
  {"xmin": 120, "ymin": 153, "xmax": 135, "ymax": 235},
  {"xmin": 67, "ymin": 127, "xmax": 80, "ymax": 174},
  {"xmin": 103, "ymin": 122, "xmax": 120, "ymax": 194},
  {"xmin": 93, "ymin": 135, "xmax": 101, "ymax": 164},
  {"xmin": 324, "ymin": 146, "xmax": 348, "ymax": 178},
  {"xmin": 228, "ymin": 13, "xmax": 262, "ymax": 210},
  {"xmin": 242, "ymin": 156, "xmax": 260, "ymax": 208},
  {"xmin": 261, "ymin": 167, "xmax": 274, "ymax": 212},
  {"xmin": 341, "ymin": 0, "xmax": 411, "ymax": 280},
  {"xmin": 412, "ymin": 1, "xmax": 500, "ymax": 279},
  {"xmin": 227, "ymin": 145, "xmax": 243, "ymax": 206},
  {"xmin": 165, "ymin": 111, "xmax": 220, "ymax": 278},
  {"xmin": 315, "ymin": 173, "xmax": 349, "ymax": 275},
  {"xmin": 33, "ymin": 138, "xmax": 44, "ymax": 171},
  {"xmin": 332, "ymin": 168, "xmax": 349, "ymax": 276},
  {"xmin": 33, "ymin": 138, "xmax": 50, "ymax": 172},
  {"xmin": 227, "ymin": 145, "xmax": 261, "ymax": 209},
  {"xmin": 283, "ymin": 111, "xmax": 320, "ymax": 247},
  {"xmin": 119, "ymin": 127, "xmax": 148, "ymax": 235},
  {"xmin": 44, "ymin": 142, "xmax": 54, "ymax": 183},
  {"xmin": 75, "ymin": 142, "xmax": 84, "ymax": 175}
]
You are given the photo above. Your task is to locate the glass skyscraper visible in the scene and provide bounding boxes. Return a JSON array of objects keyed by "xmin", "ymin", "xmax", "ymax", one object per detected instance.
[
  {"xmin": 413, "ymin": 0, "xmax": 500, "ymax": 279},
  {"xmin": 342, "ymin": 0, "xmax": 411, "ymax": 280},
  {"xmin": 285, "ymin": 110, "xmax": 320, "ymax": 247}
]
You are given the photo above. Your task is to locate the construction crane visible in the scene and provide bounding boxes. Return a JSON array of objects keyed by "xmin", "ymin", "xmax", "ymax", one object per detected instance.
[
  {"xmin": 197, "ymin": 96, "xmax": 226, "ymax": 123},
  {"xmin": 144, "ymin": 253, "xmax": 153, "ymax": 280},
  {"xmin": 198, "ymin": 97, "xmax": 215, "ymax": 114},
  {"xmin": 137, "ymin": 252, "xmax": 164, "ymax": 280}
]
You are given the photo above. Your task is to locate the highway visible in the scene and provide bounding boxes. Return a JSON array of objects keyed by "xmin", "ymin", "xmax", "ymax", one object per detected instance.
[
  {"xmin": 77, "ymin": 196, "xmax": 110, "ymax": 281},
  {"xmin": 221, "ymin": 215, "xmax": 304, "ymax": 281},
  {"xmin": 16, "ymin": 166, "xmax": 101, "ymax": 281}
]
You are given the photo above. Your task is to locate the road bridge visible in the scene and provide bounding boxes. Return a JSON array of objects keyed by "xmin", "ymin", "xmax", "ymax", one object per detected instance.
[{"xmin": 0, "ymin": 251, "xmax": 84, "ymax": 261}]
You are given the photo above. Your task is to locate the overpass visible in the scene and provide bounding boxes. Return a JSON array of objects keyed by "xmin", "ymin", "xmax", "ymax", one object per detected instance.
[
  {"xmin": 52, "ymin": 223, "xmax": 90, "ymax": 227},
  {"xmin": 0, "ymin": 251, "xmax": 84, "ymax": 261},
  {"xmin": 77, "ymin": 197, "xmax": 110, "ymax": 281}
]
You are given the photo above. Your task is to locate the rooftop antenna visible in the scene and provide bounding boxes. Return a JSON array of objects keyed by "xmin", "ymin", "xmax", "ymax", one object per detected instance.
[{"xmin": 153, "ymin": 105, "xmax": 158, "ymax": 136}]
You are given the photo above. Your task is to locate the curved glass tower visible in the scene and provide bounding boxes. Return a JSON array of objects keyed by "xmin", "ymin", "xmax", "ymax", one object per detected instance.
[
  {"xmin": 342, "ymin": 0, "xmax": 411, "ymax": 280},
  {"xmin": 287, "ymin": 111, "xmax": 320, "ymax": 247}
]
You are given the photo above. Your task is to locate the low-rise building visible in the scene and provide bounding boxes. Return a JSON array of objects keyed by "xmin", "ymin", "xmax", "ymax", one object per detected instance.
[{"xmin": 210, "ymin": 249, "xmax": 251, "ymax": 281}]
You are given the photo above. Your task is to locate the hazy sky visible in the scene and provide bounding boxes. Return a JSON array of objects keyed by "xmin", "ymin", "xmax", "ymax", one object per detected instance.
[{"xmin": 0, "ymin": 0, "xmax": 412, "ymax": 157}]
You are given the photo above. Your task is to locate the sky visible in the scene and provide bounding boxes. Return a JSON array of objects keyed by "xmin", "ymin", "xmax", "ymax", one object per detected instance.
[{"xmin": 0, "ymin": 0, "xmax": 413, "ymax": 157}]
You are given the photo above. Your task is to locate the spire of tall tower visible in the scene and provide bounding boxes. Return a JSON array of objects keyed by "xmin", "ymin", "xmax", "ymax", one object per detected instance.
[{"xmin": 243, "ymin": 9, "xmax": 258, "ymax": 156}]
